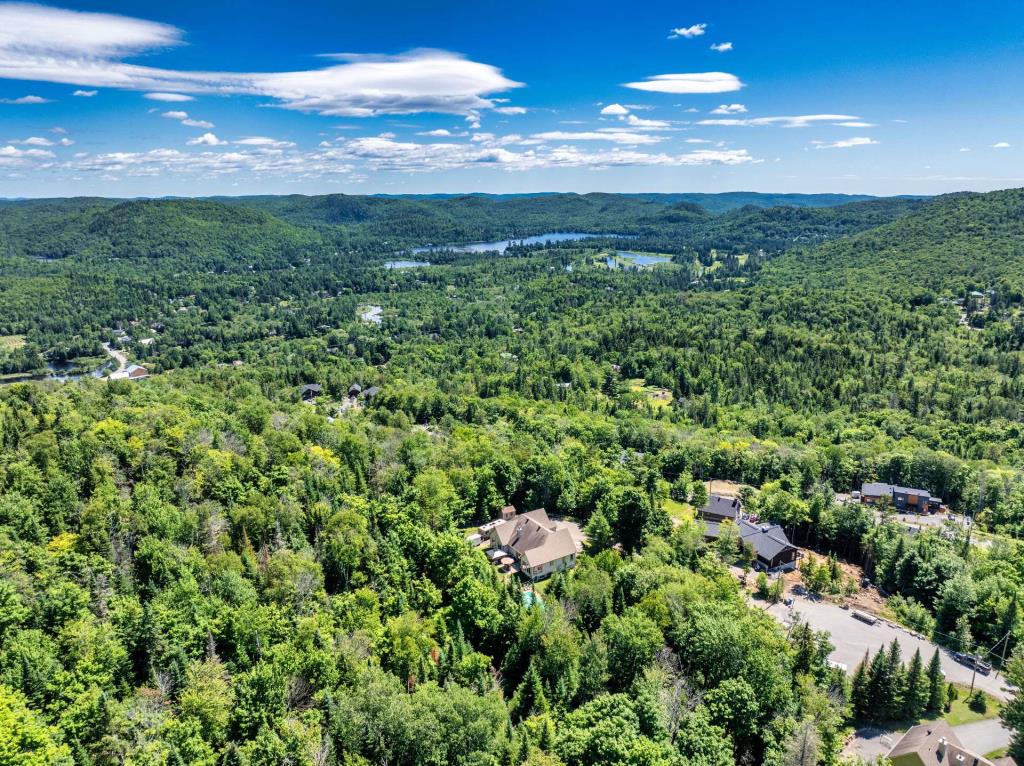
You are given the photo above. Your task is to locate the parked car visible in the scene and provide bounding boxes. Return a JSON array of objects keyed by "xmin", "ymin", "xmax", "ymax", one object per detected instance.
[
  {"xmin": 951, "ymin": 652, "xmax": 992, "ymax": 674},
  {"xmin": 851, "ymin": 610, "xmax": 878, "ymax": 625}
]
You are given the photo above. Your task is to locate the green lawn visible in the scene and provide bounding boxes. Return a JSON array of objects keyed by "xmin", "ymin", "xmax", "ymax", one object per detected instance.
[
  {"xmin": 663, "ymin": 498, "xmax": 693, "ymax": 522},
  {"xmin": 943, "ymin": 687, "xmax": 1002, "ymax": 727}
]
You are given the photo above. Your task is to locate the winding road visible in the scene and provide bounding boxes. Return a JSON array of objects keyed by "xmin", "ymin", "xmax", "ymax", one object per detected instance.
[{"xmin": 102, "ymin": 342, "xmax": 128, "ymax": 378}]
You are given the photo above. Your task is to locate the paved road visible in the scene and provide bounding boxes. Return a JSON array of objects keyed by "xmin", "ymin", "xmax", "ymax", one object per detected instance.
[
  {"xmin": 761, "ymin": 596, "xmax": 1013, "ymax": 701},
  {"xmin": 954, "ymin": 719, "xmax": 1012, "ymax": 755},
  {"xmin": 102, "ymin": 342, "xmax": 128, "ymax": 378}
]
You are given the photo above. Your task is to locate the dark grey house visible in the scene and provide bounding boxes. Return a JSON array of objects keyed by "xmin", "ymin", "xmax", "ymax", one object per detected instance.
[
  {"xmin": 861, "ymin": 482, "xmax": 941, "ymax": 513},
  {"xmin": 697, "ymin": 494, "xmax": 743, "ymax": 524}
]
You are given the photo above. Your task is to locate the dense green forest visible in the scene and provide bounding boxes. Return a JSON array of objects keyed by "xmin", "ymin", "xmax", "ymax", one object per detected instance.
[{"xmin": 3, "ymin": 188, "xmax": 1024, "ymax": 765}]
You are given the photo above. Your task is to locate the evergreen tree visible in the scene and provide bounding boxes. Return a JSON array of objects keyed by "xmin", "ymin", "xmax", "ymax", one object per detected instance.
[
  {"xmin": 510, "ymin": 663, "xmax": 550, "ymax": 722},
  {"xmin": 903, "ymin": 649, "xmax": 928, "ymax": 721},
  {"xmin": 851, "ymin": 651, "xmax": 871, "ymax": 719},
  {"xmin": 926, "ymin": 650, "xmax": 946, "ymax": 713}
]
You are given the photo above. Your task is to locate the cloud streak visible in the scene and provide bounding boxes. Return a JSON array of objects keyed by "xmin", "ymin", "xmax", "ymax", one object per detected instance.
[
  {"xmin": 624, "ymin": 72, "xmax": 743, "ymax": 94},
  {"xmin": 0, "ymin": 4, "xmax": 522, "ymax": 118}
]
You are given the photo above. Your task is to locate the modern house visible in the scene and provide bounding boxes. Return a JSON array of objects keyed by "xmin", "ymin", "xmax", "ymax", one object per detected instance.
[
  {"xmin": 483, "ymin": 506, "xmax": 582, "ymax": 581},
  {"xmin": 109, "ymin": 364, "xmax": 149, "ymax": 380},
  {"xmin": 703, "ymin": 517, "xmax": 800, "ymax": 572},
  {"xmin": 300, "ymin": 383, "xmax": 323, "ymax": 402},
  {"xmin": 888, "ymin": 721, "xmax": 1015, "ymax": 766},
  {"xmin": 697, "ymin": 494, "xmax": 743, "ymax": 524},
  {"xmin": 860, "ymin": 482, "xmax": 942, "ymax": 513}
]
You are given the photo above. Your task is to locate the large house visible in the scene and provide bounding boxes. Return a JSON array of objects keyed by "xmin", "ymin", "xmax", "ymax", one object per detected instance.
[
  {"xmin": 483, "ymin": 506, "xmax": 581, "ymax": 581},
  {"xmin": 697, "ymin": 494, "xmax": 743, "ymax": 524},
  {"xmin": 888, "ymin": 721, "xmax": 1016, "ymax": 766},
  {"xmin": 861, "ymin": 482, "xmax": 942, "ymax": 513},
  {"xmin": 109, "ymin": 364, "xmax": 148, "ymax": 381},
  {"xmin": 703, "ymin": 516, "xmax": 800, "ymax": 572}
]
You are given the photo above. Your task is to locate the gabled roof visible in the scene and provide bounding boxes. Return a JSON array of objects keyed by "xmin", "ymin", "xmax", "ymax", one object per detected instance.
[
  {"xmin": 490, "ymin": 508, "xmax": 574, "ymax": 568},
  {"xmin": 888, "ymin": 721, "xmax": 999, "ymax": 766},
  {"xmin": 699, "ymin": 494, "xmax": 742, "ymax": 520},
  {"xmin": 520, "ymin": 527, "xmax": 577, "ymax": 568},
  {"xmin": 738, "ymin": 519, "xmax": 796, "ymax": 562},
  {"xmin": 300, "ymin": 383, "xmax": 323, "ymax": 394}
]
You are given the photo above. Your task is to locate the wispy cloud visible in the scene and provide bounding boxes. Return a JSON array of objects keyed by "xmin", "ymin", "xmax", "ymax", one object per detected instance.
[
  {"xmin": 73, "ymin": 89, "xmax": 97, "ymax": 97},
  {"xmin": 529, "ymin": 130, "xmax": 665, "ymax": 145},
  {"xmin": 0, "ymin": 4, "xmax": 522, "ymax": 118},
  {"xmin": 711, "ymin": 103, "xmax": 746, "ymax": 114},
  {"xmin": 993, "ymin": 142, "xmax": 1011, "ymax": 149},
  {"xmin": 624, "ymin": 72, "xmax": 743, "ymax": 94},
  {"xmin": 625, "ymin": 114, "xmax": 673, "ymax": 129},
  {"xmin": 710, "ymin": 42, "xmax": 733, "ymax": 52},
  {"xmin": 0, "ymin": 94, "xmax": 51, "ymax": 104},
  {"xmin": 145, "ymin": 92, "xmax": 194, "ymax": 102},
  {"xmin": 699, "ymin": 113, "xmax": 860, "ymax": 128},
  {"xmin": 669, "ymin": 24, "xmax": 706, "ymax": 39},
  {"xmin": 234, "ymin": 137, "xmax": 296, "ymax": 148},
  {"xmin": 493, "ymin": 106, "xmax": 526, "ymax": 115},
  {"xmin": 813, "ymin": 136, "xmax": 878, "ymax": 149},
  {"xmin": 600, "ymin": 103, "xmax": 630, "ymax": 116},
  {"xmin": 160, "ymin": 110, "xmax": 214, "ymax": 128}
]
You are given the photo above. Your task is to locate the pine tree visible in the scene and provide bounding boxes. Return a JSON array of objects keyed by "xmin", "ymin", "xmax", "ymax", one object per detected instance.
[
  {"xmin": 864, "ymin": 647, "xmax": 888, "ymax": 720},
  {"xmin": 926, "ymin": 649, "xmax": 945, "ymax": 713},
  {"xmin": 510, "ymin": 662, "xmax": 550, "ymax": 721},
  {"xmin": 851, "ymin": 651, "xmax": 871, "ymax": 719},
  {"xmin": 883, "ymin": 640, "xmax": 906, "ymax": 720},
  {"xmin": 903, "ymin": 648, "xmax": 927, "ymax": 721}
]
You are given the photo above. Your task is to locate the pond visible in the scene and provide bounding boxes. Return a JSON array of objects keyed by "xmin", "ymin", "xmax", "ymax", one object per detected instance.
[
  {"xmin": 0, "ymin": 358, "xmax": 112, "ymax": 386},
  {"xmin": 383, "ymin": 260, "xmax": 431, "ymax": 270},
  {"xmin": 606, "ymin": 251, "xmax": 672, "ymax": 269},
  {"xmin": 412, "ymin": 232, "xmax": 621, "ymax": 255}
]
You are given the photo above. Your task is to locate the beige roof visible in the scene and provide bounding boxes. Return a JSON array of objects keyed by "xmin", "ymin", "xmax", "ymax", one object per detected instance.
[
  {"xmin": 489, "ymin": 508, "xmax": 576, "ymax": 568},
  {"xmin": 889, "ymin": 721, "xmax": 997, "ymax": 766},
  {"xmin": 520, "ymin": 526, "xmax": 577, "ymax": 568}
]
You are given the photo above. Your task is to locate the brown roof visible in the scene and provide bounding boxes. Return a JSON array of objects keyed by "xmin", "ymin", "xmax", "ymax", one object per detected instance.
[
  {"xmin": 889, "ymin": 721, "xmax": 997, "ymax": 766},
  {"xmin": 519, "ymin": 526, "xmax": 577, "ymax": 568}
]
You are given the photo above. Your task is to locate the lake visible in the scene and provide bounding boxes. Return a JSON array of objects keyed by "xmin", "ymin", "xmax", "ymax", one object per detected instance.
[
  {"xmin": 412, "ymin": 232, "xmax": 617, "ymax": 255},
  {"xmin": 606, "ymin": 251, "xmax": 672, "ymax": 269},
  {"xmin": 0, "ymin": 359, "xmax": 112, "ymax": 386},
  {"xmin": 384, "ymin": 260, "xmax": 431, "ymax": 270}
]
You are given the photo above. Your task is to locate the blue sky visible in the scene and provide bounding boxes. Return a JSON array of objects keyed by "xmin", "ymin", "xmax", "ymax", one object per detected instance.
[{"xmin": 0, "ymin": 0, "xmax": 1021, "ymax": 197}]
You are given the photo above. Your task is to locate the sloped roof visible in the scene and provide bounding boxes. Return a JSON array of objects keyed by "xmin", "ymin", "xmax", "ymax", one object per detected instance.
[
  {"xmin": 738, "ymin": 519, "xmax": 796, "ymax": 562},
  {"xmin": 862, "ymin": 482, "xmax": 931, "ymax": 498},
  {"xmin": 888, "ymin": 721, "xmax": 998, "ymax": 766},
  {"xmin": 520, "ymin": 526, "xmax": 577, "ymax": 568},
  {"xmin": 699, "ymin": 494, "xmax": 742, "ymax": 520}
]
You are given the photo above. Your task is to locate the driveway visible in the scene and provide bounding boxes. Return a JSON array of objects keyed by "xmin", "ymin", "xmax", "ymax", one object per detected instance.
[
  {"xmin": 760, "ymin": 596, "xmax": 1013, "ymax": 701},
  {"xmin": 848, "ymin": 719, "xmax": 1010, "ymax": 760}
]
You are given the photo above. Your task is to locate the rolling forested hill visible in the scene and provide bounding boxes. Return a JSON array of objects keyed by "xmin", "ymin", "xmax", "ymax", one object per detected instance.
[{"xmin": 3, "ymin": 187, "xmax": 1024, "ymax": 766}]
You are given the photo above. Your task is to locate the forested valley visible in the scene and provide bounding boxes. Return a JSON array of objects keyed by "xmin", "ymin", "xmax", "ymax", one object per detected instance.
[{"xmin": 3, "ymin": 188, "xmax": 1024, "ymax": 766}]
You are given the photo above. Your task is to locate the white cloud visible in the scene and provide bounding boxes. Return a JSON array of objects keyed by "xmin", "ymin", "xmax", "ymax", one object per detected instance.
[
  {"xmin": 73, "ymin": 89, "xmax": 97, "ymax": 97},
  {"xmin": 418, "ymin": 129, "xmax": 453, "ymax": 137},
  {"xmin": 234, "ymin": 136, "xmax": 296, "ymax": 148},
  {"xmin": 624, "ymin": 72, "xmax": 743, "ymax": 94},
  {"xmin": 0, "ymin": 94, "xmax": 50, "ymax": 104},
  {"xmin": 684, "ymin": 138, "xmax": 711, "ymax": 143},
  {"xmin": 699, "ymin": 113, "xmax": 859, "ymax": 128},
  {"xmin": 0, "ymin": 5, "xmax": 522, "ymax": 118},
  {"xmin": 959, "ymin": 147, "xmax": 971, "ymax": 152},
  {"xmin": 600, "ymin": 103, "xmax": 630, "ymax": 116},
  {"xmin": 493, "ymin": 106, "xmax": 526, "ymax": 115},
  {"xmin": 993, "ymin": 142, "xmax": 1011, "ymax": 148},
  {"xmin": 669, "ymin": 24, "xmax": 706, "ymax": 39},
  {"xmin": 711, "ymin": 103, "xmax": 746, "ymax": 114},
  {"xmin": 833, "ymin": 121, "xmax": 876, "ymax": 127},
  {"xmin": 333, "ymin": 134, "xmax": 754, "ymax": 172},
  {"xmin": 20, "ymin": 136, "xmax": 53, "ymax": 146},
  {"xmin": 0, "ymin": 144, "xmax": 55, "ymax": 166},
  {"xmin": 710, "ymin": 42, "xmax": 733, "ymax": 52},
  {"xmin": 160, "ymin": 109, "xmax": 214, "ymax": 128},
  {"xmin": 530, "ymin": 130, "xmax": 665, "ymax": 145},
  {"xmin": 626, "ymin": 114, "xmax": 672, "ymax": 129},
  {"xmin": 182, "ymin": 118, "xmax": 214, "ymax": 128},
  {"xmin": 161, "ymin": 110, "xmax": 189, "ymax": 120},
  {"xmin": 814, "ymin": 136, "xmax": 878, "ymax": 149},
  {"xmin": 186, "ymin": 132, "xmax": 226, "ymax": 146},
  {"xmin": 59, "ymin": 137, "xmax": 74, "ymax": 146},
  {"xmin": 144, "ymin": 92, "xmax": 194, "ymax": 102}
]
